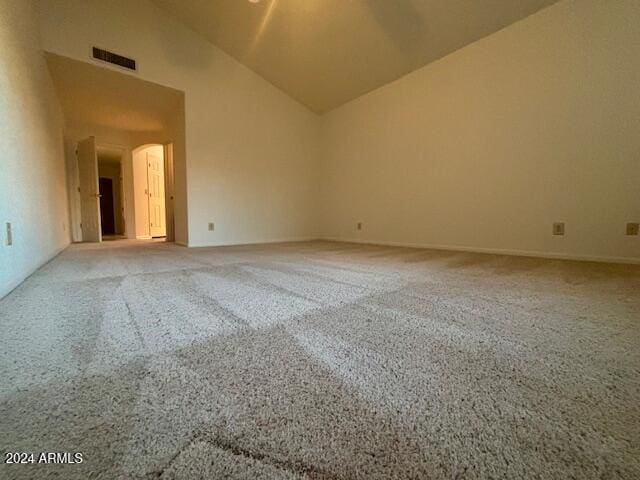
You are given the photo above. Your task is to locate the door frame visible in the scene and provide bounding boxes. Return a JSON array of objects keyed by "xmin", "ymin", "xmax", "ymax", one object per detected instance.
[
  {"xmin": 98, "ymin": 177, "xmax": 116, "ymax": 235},
  {"xmin": 131, "ymin": 143, "xmax": 175, "ymax": 242},
  {"xmin": 96, "ymin": 142, "xmax": 128, "ymax": 238},
  {"xmin": 163, "ymin": 143, "xmax": 175, "ymax": 243}
]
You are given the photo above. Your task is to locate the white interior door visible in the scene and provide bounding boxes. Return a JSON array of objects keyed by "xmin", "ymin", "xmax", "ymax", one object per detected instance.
[
  {"xmin": 147, "ymin": 151, "xmax": 166, "ymax": 238},
  {"xmin": 77, "ymin": 137, "xmax": 101, "ymax": 242}
]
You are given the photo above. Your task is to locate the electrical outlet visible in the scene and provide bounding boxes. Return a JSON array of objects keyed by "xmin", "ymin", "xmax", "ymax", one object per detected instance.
[
  {"xmin": 626, "ymin": 222, "xmax": 639, "ymax": 236},
  {"xmin": 208, "ymin": 222, "xmax": 215, "ymax": 232},
  {"xmin": 357, "ymin": 222, "xmax": 362, "ymax": 230},
  {"xmin": 6, "ymin": 222, "xmax": 12, "ymax": 246},
  {"xmin": 552, "ymin": 222, "xmax": 565, "ymax": 236}
]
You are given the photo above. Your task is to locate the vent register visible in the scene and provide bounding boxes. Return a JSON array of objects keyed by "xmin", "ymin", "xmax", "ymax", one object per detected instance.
[{"xmin": 92, "ymin": 47, "xmax": 136, "ymax": 71}]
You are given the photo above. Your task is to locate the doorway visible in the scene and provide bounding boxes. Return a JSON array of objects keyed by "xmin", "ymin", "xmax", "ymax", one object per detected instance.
[
  {"xmin": 133, "ymin": 144, "xmax": 170, "ymax": 240},
  {"xmin": 97, "ymin": 150, "xmax": 125, "ymax": 238},
  {"xmin": 99, "ymin": 178, "xmax": 115, "ymax": 235},
  {"xmin": 48, "ymin": 54, "xmax": 185, "ymax": 244},
  {"xmin": 76, "ymin": 139, "xmax": 174, "ymax": 243}
]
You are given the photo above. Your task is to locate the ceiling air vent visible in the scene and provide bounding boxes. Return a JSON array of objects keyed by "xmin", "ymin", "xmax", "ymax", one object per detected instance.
[{"xmin": 92, "ymin": 47, "xmax": 136, "ymax": 71}]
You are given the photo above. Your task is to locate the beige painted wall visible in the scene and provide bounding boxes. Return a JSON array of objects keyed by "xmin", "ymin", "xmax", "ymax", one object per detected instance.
[
  {"xmin": 0, "ymin": 0, "xmax": 70, "ymax": 298},
  {"xmin": 320, "ymin": 0, "xmax": 640, "ymax": 263},
  {"xmin": 39, "ymin": 0, "xmax": 320, "ymax": 248}
]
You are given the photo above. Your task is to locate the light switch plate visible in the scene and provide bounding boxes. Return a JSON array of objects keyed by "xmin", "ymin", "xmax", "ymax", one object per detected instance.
[
  {"xmin": 553, "ymin": 222, "xmax": 565, "ymax": 236},
  {"xmin": 626, "ymin": 222, "xmax": 639, "ymax": 236}
]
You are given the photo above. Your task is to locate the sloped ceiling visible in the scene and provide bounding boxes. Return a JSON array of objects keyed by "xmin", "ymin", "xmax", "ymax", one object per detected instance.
[
  {"xmin": 151, "ymin": 0, "xmax": 558, "ymax": 113},
  {"xmin": 45, "ymin": 53, "xmax": 184, "ymax": 132}
]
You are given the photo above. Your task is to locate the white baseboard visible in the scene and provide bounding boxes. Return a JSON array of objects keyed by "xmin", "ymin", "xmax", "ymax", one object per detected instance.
[
  {"xmin": 0, "ymin": 243, "xmax": 69, "ymax": 299},
  {"xmin": 136, "ymin": 235, "xmax": 152, "ymax": 240},
  {"xmin": 320, "ymin": 237, "xmax": 640, "ymax": 265},
  {"xmin": 185, "ymin": 236, "xmax": 318, "ymax": 248}
]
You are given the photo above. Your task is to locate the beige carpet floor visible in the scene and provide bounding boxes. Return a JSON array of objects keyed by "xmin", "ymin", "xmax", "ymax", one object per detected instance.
[{"xmin": 0, "ymin": 240, "xmax": 638, "ymax": 479}]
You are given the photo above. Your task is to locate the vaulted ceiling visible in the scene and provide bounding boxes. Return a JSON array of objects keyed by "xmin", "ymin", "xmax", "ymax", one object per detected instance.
[{"xmin": 151, "ymin": 0, "xmax": 558, "ymax": 113}]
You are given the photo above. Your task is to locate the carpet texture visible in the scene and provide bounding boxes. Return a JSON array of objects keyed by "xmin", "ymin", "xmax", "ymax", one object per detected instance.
[{"xmin": 0, "ymin": 240, "xmax": 638, "ymax": 479}]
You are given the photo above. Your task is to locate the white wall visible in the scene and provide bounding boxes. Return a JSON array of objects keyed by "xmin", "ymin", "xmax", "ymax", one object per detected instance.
[
  {"xmin": 39, "ymin": 0, "xmax": 320, "ymax": 248},
  {"xmin": 320, "ymin": 0, "xmax": 640, "ymax": 263},
  {"xmin": 0, "ymin": 0, "xmax": 70, "ymax": 298},
  {"xmin": 23, "ymin": 0, "xmax": 639, "ymax": 267}
]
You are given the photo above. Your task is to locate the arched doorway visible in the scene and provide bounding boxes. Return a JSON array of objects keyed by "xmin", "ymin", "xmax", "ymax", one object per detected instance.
[{"xmin": 132, "ymin": 143, "xmax": 175, "ymax": 242}]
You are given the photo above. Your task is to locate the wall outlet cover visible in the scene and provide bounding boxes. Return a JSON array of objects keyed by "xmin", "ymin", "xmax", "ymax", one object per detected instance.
[
  {"xmin": 357, "ymin": 222, "xmax": 362, "ymax": 230},
  {"xmin": 6, "ymin": 222, "xmax": 12, "ymax": 246},
  {"xmin": 553, "ymin": 222, "xmax": 565, "ymax": 236}
]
